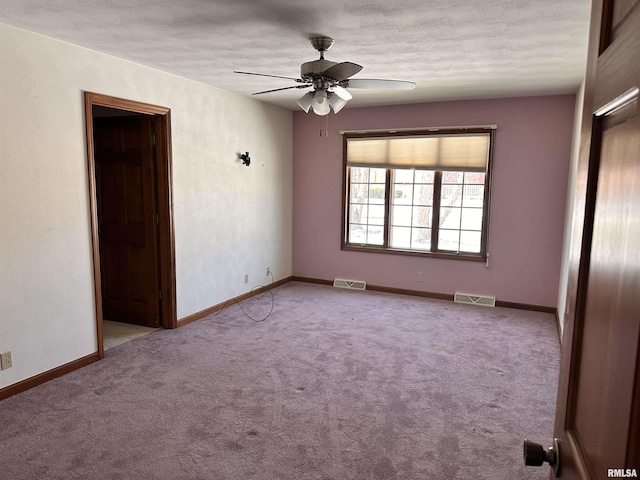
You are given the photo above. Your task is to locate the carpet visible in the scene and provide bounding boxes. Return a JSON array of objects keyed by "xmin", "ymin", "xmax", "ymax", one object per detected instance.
[{"xmin": 0, "ymin": 281, "xmax": 559, "ymax": 479}]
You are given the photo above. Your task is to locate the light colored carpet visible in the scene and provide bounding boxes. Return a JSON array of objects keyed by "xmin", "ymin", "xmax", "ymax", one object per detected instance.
[{"xmin": 1, "ymin": 282, "xmax": 559, "ymax": 479}]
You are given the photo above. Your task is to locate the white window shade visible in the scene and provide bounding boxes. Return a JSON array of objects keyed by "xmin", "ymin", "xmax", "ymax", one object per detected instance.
[{"xmin": 346, "ymin": 133, "xmax": 490, "ymax": 171}]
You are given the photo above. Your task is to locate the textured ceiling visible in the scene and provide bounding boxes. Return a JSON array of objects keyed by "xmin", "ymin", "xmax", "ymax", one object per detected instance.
[{"xmin": 0, "ymin": 0, "xmax": 591, "ymax": 110}]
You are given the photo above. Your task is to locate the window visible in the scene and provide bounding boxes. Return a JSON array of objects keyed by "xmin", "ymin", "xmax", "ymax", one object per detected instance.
[{"xmin": 342, "ymin": 128, "xmax": 494, "ymax": 260}]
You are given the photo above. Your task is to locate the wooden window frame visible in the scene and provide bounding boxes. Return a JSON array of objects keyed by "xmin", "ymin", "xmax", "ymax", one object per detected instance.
[{"xmin": 341, "ymin": 128, "xmax": 495, "ymax": 261}]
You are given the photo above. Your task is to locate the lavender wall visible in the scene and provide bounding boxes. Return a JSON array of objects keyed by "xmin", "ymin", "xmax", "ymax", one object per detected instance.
[{"xmin": 292, "ymin": 95, "xmax": 575, "ymax": 307}]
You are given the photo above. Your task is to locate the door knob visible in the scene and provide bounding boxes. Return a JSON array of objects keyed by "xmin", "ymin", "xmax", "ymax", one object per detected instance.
[{"xmin": 523, "ymin": 438, "xmax": 561, "ymax": 476}]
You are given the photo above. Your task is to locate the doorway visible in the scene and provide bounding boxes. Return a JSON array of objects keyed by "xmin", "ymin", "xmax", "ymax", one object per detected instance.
[{"xmin": 85, "ymin": 92, "xmax": 177, "ymax": 358}]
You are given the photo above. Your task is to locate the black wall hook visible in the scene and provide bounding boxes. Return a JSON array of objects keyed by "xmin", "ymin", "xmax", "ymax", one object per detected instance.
[{"xmin": 240, "ymin": 152, "xmax": 251, "ymax": 166}]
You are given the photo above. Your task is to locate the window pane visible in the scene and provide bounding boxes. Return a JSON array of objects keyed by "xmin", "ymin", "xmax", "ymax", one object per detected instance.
[
  {"xmin": 441, "ymin": 184, "xmax": 463, "ymax": 207},
  {"xmin": 412, "ymin": 207, "xmax": 432, "ymax": 228},
  {"xmin": 391, "ymin": 205, "xmax": 412, "ymax": 227},
  {"xmin": 462, "ymin": 185, "xmax": 485, "ymax": 207},
  {"xmin": 350, "ymin": 167, "xmax": 369, "ymax": 183},
  {"xmin": 347, "ymin": 167, "xmax": 388, "ymax": 247},
  {"xmin": 368, "ymin": 185, "xmax": 386, "ymax": 204},
  {"xmin": 411, "ymin": 228, "xmax": 431, "ymax": 250},
  {"xmin": 464, "ymin": 172, "xmax": 485, "ymax": 184},
  {"xmin": 394, "ymin": 169, "xmax": 414, "ymax": 184},
  {"xmin": 414, "ymin": 185, "xmax": 434, "ymax": 206},
  {"xmin": 390, "ymin": 226, "xmax": 411, "ymax": 248},
  {"xmin": 393, "ymin": 184, "xmax": 413, "ymax": 205},
  {"xmin": 369, "ymin": 205, "xmax": 386, "ymax": 225},
  {"xmin": 350, "ymin": 204, "xmax": 368, "ymax": 225},
  {"xmin": 348, "ymin": 224, "xmax": 367, "ymax": 244},
  {"xmin": 460, "ymin": 208, "xmax": 483, "ymax": 230},
  {"xmin": 438, "ymin": 229, "xmax": 460, "ymax": 251},
  {"xmin": 370, "ymin": 168, "xmax": 387, "ymax": 183},
  {"xmin": 442, "ymin": 171, "xmax": 463, "ymax": 184},
  {"xmin": 389, "ymin": 167, "xmax": 435, "ymax": 251},
  {"xmin": 415, "ymin": 170, "xmax": 434, "ymax": 183},
  {"xmin": 440, "ymin": 206, "xmax": 461, "ymax": 229},
  {"xmin": 460, "ymin": 230, "xmax": 482, "ymax": 253},
  {"xmin": 350, "ymin": 184, "xmax": 368, "ymax": 203},
  {"xmin": 367, "ymin": 225, "xmax": 384, "ymax": 245}
]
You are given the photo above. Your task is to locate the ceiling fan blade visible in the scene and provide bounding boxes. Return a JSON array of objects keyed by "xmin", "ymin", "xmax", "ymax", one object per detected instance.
[
  {"xmin": 331, "ymin": 85, "xmax": 353, "ymax": 101},
  {"xmin": 252, "ymin": 85, "xmax": 311, "ymax": 95},
  {"xmin": 234, "ymin": 71, "xmax": 303, "ymax": 82},
  {"xmin": 346, "ymin": 79, "xmax": 416, "ymax": 90},
  {"xmin": 322, "ymin": 62, "xmax": 363, "ymax": 81}
]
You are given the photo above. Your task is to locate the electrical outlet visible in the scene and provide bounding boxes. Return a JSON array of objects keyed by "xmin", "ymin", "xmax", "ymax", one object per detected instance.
[
  {"xmin": 266, "ymin": 267, "xmax": 271, "ymax": 276},
  {"xmin": 244, "ymin": 274, "xmax": 249, "ymax": 284},
  {"xmin": 1, "ymin": 351, "xmax": 12, "ymax": 370},
  {"xmin": 416, "ymin": 272, "xmax": 423, "ymax": 282}
]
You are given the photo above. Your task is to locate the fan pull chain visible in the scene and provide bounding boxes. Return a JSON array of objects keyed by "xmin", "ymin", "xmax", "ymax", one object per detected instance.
[{"xmin": 320, "ymin": 114, "xmax": 329, "ymax": 137}]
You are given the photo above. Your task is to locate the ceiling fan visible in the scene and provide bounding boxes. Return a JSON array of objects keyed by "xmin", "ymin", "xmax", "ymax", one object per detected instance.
[{"xmin": 234, "ymin": 36, "xmax": 416, "ymax": 115}]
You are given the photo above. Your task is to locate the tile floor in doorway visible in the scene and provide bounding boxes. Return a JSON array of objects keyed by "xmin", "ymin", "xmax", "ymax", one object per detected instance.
[{"xmin": 103, "ymin": 320, "xmax": 158, "ymax": 350}]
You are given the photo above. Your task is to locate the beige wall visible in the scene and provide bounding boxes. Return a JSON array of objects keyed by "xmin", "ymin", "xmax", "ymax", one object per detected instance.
[{"xmin": 0, "ymin": 23, "xmax": 293, "ymax": 389}]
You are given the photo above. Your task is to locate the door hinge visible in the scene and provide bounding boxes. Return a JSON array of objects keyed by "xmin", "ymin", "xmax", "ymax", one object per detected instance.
[
  {"xmin": 152, "ymin": 133, "xmax": 156, "ymax": 146},
  {"xmin": 155, "ymin": 213, "xmax": 160, "ymax": 225}
]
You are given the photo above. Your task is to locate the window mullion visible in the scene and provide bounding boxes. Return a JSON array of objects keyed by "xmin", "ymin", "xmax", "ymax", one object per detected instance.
[
  {"xmin": 409, "ymin": 170, "xmax": 415, "ymax": 249},
  {"xmin": 344, "ymin": 167, "xmax": 351, "ymax": 245},
  {"xmin": 457, "ymin": 175, "xmax": 466, "ymax": 253},
  {"xmin": 383, "ymin": 169, "xmax": 392, "ymax": 248},
  {"xmin": 431, "ymin": 170, "xmax": 442, "ymax": 252},
  {"xmin": 481, "ymin": 169, "xmax": 490, "ymax": 254}
]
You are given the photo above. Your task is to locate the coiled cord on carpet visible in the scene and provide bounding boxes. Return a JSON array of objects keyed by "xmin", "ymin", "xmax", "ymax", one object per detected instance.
[{"xmin": 215, "ymin": 271, "xmax": 275, "ymax": 323}]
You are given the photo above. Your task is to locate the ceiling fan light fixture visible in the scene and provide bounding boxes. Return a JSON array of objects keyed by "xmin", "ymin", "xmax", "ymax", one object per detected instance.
[
  {"xmin": 297, "ymin": 92, "xmax": 313, "ymax": 113},
  {"xmin": 311, "ymin": 90, "xmax": 330, "ymax": 116},
  {"xmin": 329, "ymin": 93, "xmax": 348, "ymax": 114},
  {"xmin": 332, "ymin": 85, "xmax": 353, "ymax": 101}
]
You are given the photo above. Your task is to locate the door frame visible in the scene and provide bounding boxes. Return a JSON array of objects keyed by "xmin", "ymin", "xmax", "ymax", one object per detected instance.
[
  {"xmin": 84, "ymin": 92, "xmax": 177, "ymax": 359},
  {"xmin": 553, "ymin": 0, "xmax": 640, "ymax": 476}
]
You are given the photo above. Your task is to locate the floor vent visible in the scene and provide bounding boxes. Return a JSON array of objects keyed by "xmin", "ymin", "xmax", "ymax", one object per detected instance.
[
  {"xmin": 333, "ymin": 278, "xmax": 367, "ymax": 291},
  {"xmin": 454, "ymin": 292, "xmax": 496, "ymax": 307}
]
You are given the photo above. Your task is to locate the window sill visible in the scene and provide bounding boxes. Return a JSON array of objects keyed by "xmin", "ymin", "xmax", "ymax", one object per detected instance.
[{"xmin": 341, "ymin": 244, "xmax": 486, "ymax": 262}]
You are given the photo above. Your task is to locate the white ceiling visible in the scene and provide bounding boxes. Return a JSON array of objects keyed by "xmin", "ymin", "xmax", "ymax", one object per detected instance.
[{"xmin": 0, "ymin": 0, "xmax": 592, "ymax": 110}]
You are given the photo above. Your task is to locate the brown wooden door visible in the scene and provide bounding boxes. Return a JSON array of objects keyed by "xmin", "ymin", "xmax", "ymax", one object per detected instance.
[
  {"xmin": 94, "ymin": 115, "xmax": 160, "ymax": 328},
  {"xmin": 551, "ymin": 0, "xmax": 640, "ymax": 478}
]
